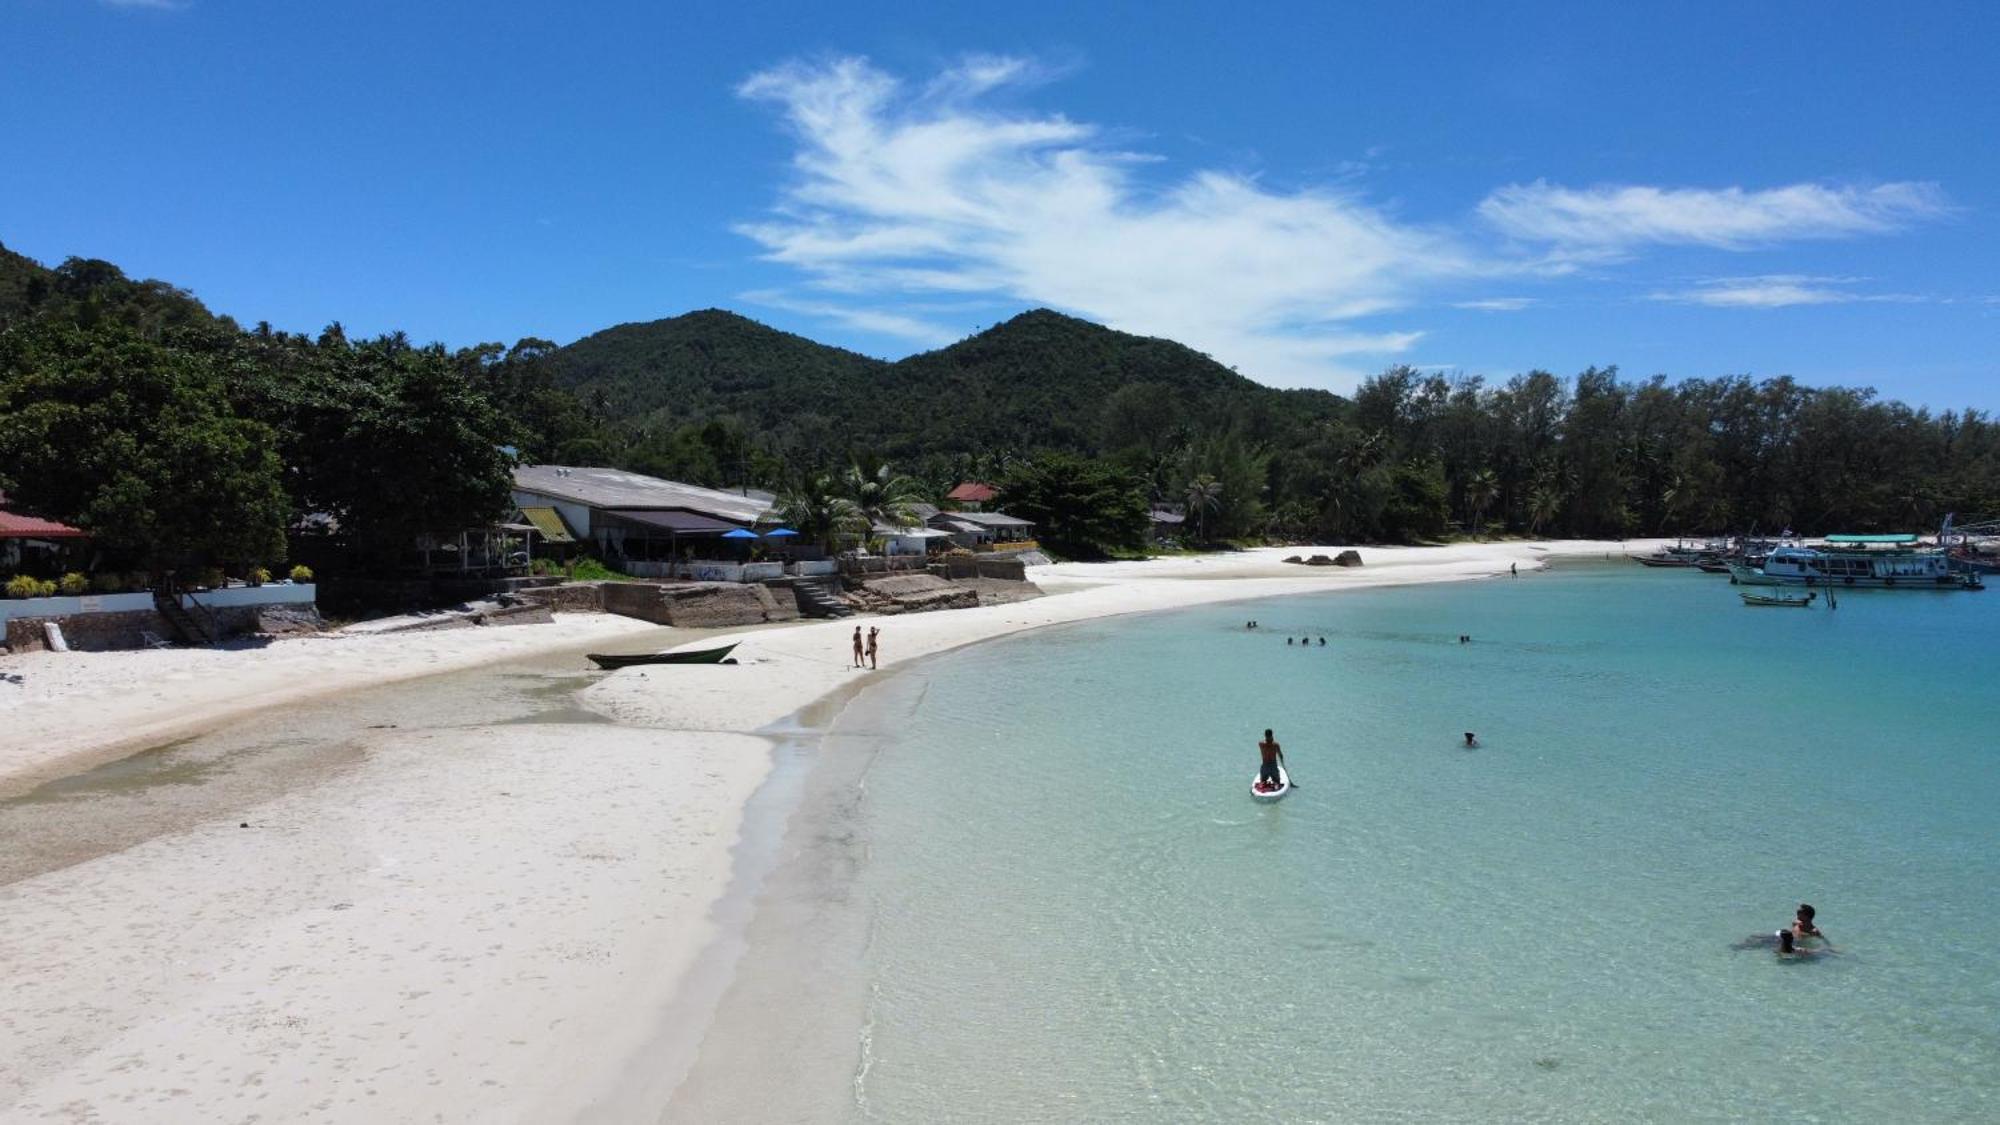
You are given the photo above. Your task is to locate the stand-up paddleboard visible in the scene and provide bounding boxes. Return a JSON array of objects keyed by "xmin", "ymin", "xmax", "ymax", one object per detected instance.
[{"xmin": 1251, "ymin": 764, "xmax": 1290, "ymax": 802}]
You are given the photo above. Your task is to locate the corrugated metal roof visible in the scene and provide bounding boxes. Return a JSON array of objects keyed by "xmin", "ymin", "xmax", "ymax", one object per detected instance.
[
  {"xmin": 946, "ymin": 510, "xmax": 1034, "ymax": 528},
  {"xmin": 513, "ymin": 465, "xmax": 771, "ymax": 525},
  {"xmin": 946, "ymin": 482, "xmax": 997, "ymax": 503},
  {"xmin": 0, "ymin": 510, "xmax": 89, "ymax": 538},
  {"xmin": 605, "ymin": 509, "xmax": 743, "ymax": 534},
  {"xmin": 518, "ymin": 506, "xmax": 577, "ymax": 543}
]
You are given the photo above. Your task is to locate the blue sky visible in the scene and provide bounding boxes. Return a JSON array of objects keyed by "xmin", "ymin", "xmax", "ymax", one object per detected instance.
[{"xmin": 4, "ymin": 1, "xmax": 1995, "ymax": 405}]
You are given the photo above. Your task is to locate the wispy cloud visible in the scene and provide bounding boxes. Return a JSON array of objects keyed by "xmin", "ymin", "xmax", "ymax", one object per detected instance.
[
  {"xmin": 736, "ymin": 56, "xmax": 1951, "ymax": 387},
  {"xmin": 736, "ymin": 288, "xmax": 958, "ymax": 347},
  {"xmin": 1480, "ymin": 180, "xmax": 1949, "ymax": 252},
  {"xmin": 736, "ymin": 55, "xmax": 1464, "ymax": 386},
  {"xmin": 1649, "ymin": 275, "xmax": 1924, "ymax": 308}
]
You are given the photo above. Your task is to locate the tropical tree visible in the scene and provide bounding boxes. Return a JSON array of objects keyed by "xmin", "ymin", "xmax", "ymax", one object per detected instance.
[
  {"xmin": 844, "ymin": 452, "xmax": 928, "ymax": 530},
  {"xmin": 779, "ymin": 471, "xmax": 865, "ymax": 553},
  {"xmin": 996, "ymin": 454, "xmax": 1148, "ymax": 558},
  {"xmin": 1464, "ymin": 469, "xmax": 1499, "ymax": 536},
  {"xmin": 1183, "ymin": 475, "xmax": 1223, "ymax": 543}
]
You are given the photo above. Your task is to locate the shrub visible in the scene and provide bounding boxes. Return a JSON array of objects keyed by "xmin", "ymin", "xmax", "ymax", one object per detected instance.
[
  {"xmin": 197, "ymin": 566, "xmax": 226, "ymax": 589},
  {"xmin": 530, "ymin": 558, "xmax": 561, "ymax": 577},
  {"xmin": 248, "ymin": 566, "xmax": 272, "ymax": 585},
  {"xmin": 91, "ymin": 572, "xmax": 126, "ymax": 593},
  {"xmin": 59, "ymin": 572, "xmax": 89, "ymax": 595},
  {"xmin": 289, "ymin": 564, "xmax": 314, "ymax": 583},
  {"xmin": 5, "ymin": 575, "xmax": 44, "ymax": 599}
]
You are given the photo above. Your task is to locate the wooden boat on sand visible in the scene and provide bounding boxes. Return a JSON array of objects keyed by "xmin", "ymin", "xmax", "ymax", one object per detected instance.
[{"xmin": 588, "ymin": 643, "xmax": 739, "ymax": 670}]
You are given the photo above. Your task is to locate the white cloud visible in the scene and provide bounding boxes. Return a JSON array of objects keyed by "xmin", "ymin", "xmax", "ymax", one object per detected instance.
[
  {"xmin": 1479, "ymin": 180, "xmax": 1949, "ymax": 251},
  {"xmin": 1649, "ymin": 275, "xmax": 1923, "ymax": 308},
  {"xmin": 736, "ymin": 55, "xmax": 1465, "ymax": 387},
  {"xmin": 735, "ymin": 56, "xmax": 1949, "ymax": 387},
  {"xmin": 736, "ymin": 288, "xmax": 958, "ymax": 347}
]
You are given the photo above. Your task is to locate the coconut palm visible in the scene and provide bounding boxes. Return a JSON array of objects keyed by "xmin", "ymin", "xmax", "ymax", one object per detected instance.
[
  {"xmin": 845, "ymin": 453, "xmax": 928, "ymax": 531},
  {"xmin": 780, "ymin": 471, "xmax": 867, "ymax": 553},
  {"xmin": 1464, "ymin": 469, "xmax": 1499, "ymax": 537},
  {"xmin": 1184, "ymin": 475, "xmax": 1223, "ymax": 543}
]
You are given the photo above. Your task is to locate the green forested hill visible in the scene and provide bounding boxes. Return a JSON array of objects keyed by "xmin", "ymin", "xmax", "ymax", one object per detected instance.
[
  {"xmin": 547, "ymin": 308, "xmax": 887, "ymax": 435},
  {"xmin": 0, "ymin": 241, "xmax": 230, "ymax": 337},
  {"xmin": 549, "ymin": 306, "xmax": 1346, "ymax": 463}
]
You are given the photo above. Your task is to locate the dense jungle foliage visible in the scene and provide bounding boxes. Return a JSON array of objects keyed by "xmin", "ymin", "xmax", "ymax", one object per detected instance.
[{"xmin": 2, "ymin": 240, "xmax": 1995, "ymax": 578}]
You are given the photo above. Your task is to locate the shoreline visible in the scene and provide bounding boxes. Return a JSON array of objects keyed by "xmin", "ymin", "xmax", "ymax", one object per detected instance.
[{"xmin": 0, "ymin": 541, "xmax": 1657, "ymax": 1121}]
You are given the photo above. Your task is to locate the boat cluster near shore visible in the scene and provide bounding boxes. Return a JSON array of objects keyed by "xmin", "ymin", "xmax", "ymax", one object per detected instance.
[{"xmin": 1630, "ymin": 520, "xmax": 1990, "ymax": 595}]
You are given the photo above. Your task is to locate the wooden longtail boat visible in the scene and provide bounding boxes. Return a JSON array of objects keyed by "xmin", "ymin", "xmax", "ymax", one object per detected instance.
[{"xmin": 587, "ymin": 643, "xmax": 739, "ymax": 670}]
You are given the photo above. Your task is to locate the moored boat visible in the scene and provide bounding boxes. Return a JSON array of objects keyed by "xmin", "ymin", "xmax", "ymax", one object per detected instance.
[
  {"xmin": 588, "ymin": 643, "xmax": 740, "ymax": 669},
  {"xmin": 1726, "ymin": 531, "xmax": 1983, "ymax": 590},
  {"xmin": 1739, "ymin": 591, "xmax": 1816, "ymax": 607}
]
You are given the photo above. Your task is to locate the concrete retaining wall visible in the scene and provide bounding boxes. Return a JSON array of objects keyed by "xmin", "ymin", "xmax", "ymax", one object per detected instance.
[{"xmin": 601, "ymin": 582, "xmax": 798, "ymax": 628}]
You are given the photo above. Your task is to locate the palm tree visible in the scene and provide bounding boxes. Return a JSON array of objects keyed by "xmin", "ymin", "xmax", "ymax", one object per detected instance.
[
  {"xmin": 1464, "ymin": 469, "xmax": 1499, "ymax": 537},
  {"xmin": 1527, "ymin": 485, "xmax": 1562, "ymax": 534},
  {"xmin": 780, "ymin": 471, "xmax": 866, "ymax": 554},
  {"xmin": 845, "ymin": 453, "xmax": 928, "ymax": 532},
  {"xmin": 1184, "ymin": 475, "xmax": 1223, "ymax": 543}
]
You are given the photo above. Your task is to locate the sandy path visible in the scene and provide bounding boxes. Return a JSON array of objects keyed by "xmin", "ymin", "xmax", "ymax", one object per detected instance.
[{"xmin": 0, "ymin": 613, "xmax": 659, "ymax": 798}]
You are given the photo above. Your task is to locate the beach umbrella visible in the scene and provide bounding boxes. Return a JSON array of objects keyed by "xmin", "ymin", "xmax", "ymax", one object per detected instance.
[
  {"xmin": 721, "ymin": 528, "xmax": 759, "ymax": 540},
  {"xmin": 762, "ymin": 528, "xmax": 800, "ymax": 538}
]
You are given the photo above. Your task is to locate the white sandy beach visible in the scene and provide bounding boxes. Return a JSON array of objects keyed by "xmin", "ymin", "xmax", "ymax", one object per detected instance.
[{"xmin": 0, "ymin": 540, "xmax": 1652, "ymax": 1123}]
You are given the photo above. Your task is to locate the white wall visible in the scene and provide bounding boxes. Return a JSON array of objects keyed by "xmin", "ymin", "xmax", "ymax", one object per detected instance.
[{"xmin": 0, "ymin": 584, "xmax": 317, "ymax": 624}]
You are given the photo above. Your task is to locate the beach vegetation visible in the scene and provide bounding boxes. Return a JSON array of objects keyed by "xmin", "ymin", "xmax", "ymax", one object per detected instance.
[
  {"xmin": 58, "ymin": 571, "xmax": 87, "ymax": 595},
  {"xmin": 780, "ymin": 471, "xmax": 868, "ymax": 552},
  {"xmin": 560, "ymin": 556, "xmax": 632, "ymax": 582},
  {"xmin": 5, "ymin": 575, "xmax": 55, "ymax": 598},
  {"xmin": 289, "ymin": 564, "xmax": 314, "ymax": 583},
  {"xmin": 995, "ymin": 453, "xmax": 1149, "ymax": 558}
]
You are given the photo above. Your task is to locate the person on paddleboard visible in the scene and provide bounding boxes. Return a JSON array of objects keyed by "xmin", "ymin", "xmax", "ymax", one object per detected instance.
[{"xmin": 1257, "ymin": 729, "xmax": 1284, "ymax": 792}]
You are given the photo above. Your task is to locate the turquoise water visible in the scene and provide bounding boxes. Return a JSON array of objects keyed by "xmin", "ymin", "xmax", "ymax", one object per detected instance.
[{"xmin": 832, "ymin": 563, "xmax": 2000, "ymax": 1122}]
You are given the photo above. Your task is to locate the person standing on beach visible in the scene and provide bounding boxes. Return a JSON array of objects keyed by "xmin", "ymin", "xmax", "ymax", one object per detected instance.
[
  {"xmin": 851, "ymin": 625, "xmax": 865, "ymax": 669},
  {"xmin": 866, "ymin": 626, "xmax": 879, "ymax": 670},
  {"xmin": 1257, "ymin": 729, "xmax": 1284, "ymax": 792}
]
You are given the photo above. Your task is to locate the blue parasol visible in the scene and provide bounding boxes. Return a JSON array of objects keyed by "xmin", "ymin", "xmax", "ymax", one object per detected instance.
[
  {"xmin": 721, "ymin": 528, "xmax": 759, "ymax": 540},
  {"xmin": 762, "ymin": 527, "xmax": 800, "ymax": 538}
]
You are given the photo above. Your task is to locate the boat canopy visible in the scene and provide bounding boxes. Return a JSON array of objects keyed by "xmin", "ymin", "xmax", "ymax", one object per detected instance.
[{"xmin": 1823, "ymin": 533, "xmax": 1919, "ymax": 544}]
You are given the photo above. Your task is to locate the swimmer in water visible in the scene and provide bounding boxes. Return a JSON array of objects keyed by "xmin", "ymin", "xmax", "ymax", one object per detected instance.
[
  {"xmin": 1793, "ymin": 904, "xmax": 1834, "ymax": 950},
  {"xmin": 1463, "ymin": 732, "xmax": 1479, "ymax": 748},
  {"xmin": 1774, "ymin": 929, "xmax": 1824, "ymax": 958}
]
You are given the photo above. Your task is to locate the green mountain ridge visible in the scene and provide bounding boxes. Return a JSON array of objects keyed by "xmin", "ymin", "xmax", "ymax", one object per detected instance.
[{"xmin": 548, "ymin": 306, "xmax": 1347, "ymax": 461}]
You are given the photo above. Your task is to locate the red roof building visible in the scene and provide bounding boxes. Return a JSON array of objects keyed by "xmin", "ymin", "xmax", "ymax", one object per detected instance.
[
  {"xmin": 945, "ymin": 481, "xmax": 997, "ymax": 508},
  {"xmin": 0, "ymin": 510, "xmax": 89, "ymax": 539}
]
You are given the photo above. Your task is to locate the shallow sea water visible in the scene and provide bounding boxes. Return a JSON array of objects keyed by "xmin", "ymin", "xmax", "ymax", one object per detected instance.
[{"xmin": 831, "ymin": 562, "xmax": 2000, "ymax": 1123}]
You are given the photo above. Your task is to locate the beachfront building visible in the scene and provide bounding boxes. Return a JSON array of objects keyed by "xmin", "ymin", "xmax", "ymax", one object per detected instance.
[
  {"xmin": 944, "ymin": 481, "xmax": 997, "ymax": 512},
  {"xmin": 510, "ymin": 465, "xmax": 801, "ymax": 579},
  {"xmin": 0, "ymin": 499, "xmax": 90, "ymax": 575},
  {"xmin": 927, "ymin": 509, "xmax": 1036, "ymax": 551},
  {"xmin": 1150, "ymin": 506, "xmax": 1186, "ymax": 543}
]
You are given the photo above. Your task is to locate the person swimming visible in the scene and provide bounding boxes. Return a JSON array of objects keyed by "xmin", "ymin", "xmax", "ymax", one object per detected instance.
[
  {"xmin": 1286, "ymin": 636, "xmax": 1294, "ymax": 645},
  {"xmin": 1317, "ymin": 636, "xmax": 1326, "ymax": 646},
  {"xmin": 1463, "ymin": 732, "xmax": 1479, "ymax": 748}
]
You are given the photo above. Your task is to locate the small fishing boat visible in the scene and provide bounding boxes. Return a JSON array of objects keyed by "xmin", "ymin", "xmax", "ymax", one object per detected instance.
[
  {"xmin": 1251, "ymin": 764, "xmax": 1290, "ymax": 803},
  {"xmin": 1739, "ymin": 591, "xmax": 1816, "ymax": 608},
  {"xmin": 587, "ymin": 643, "xmax": 739, "ymax": 670}
]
